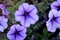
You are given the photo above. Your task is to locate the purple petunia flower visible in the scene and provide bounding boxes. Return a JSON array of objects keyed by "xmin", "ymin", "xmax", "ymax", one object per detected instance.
[
  {"xmin": 46, "ymin": 9, "xmax": 60, "ymax": 32},
  {"xmin": 0, "ymin": 16, "xmax": 8, "ymax": 32},
  {"xmin": 0, "ymin": 4, "xmax": 9, "ymax": 15},
  {"xmin": 7, "ymin": 24, "xmax": 27, "ymax": 40},
  {"xmin": 51, "ymin": 1, "xmax": 60, "ymax": 11},
  {"xmin": 14, "ymin": 3, "xmax": 39, "ymax": 27}
]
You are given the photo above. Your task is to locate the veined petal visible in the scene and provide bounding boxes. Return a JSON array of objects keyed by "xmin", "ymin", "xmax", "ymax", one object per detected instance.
[
  {"xmin": 20, "ymin": 28, "xmax": 27, "ymax": 34},
  {"xmin": 16, "ymin": 35, "xmax": 24, "ymax": 40},
  {"xmin": 27, "ymin": 5, "xmax": 36, "ymax": 12},
  {"xmin": 15, "ymin": 16, "xmax": 21, "ymax": 21},
  {"xmin": 29, "ymin": 14, "xmax": 39, "ymax": 23},
  {"xmin": 24, "ymin": 16, "xmax": 30, "ymax": 27},
  {"xmin": 20, "ymin": 29, "xmax": 27, "ymax": 38},
  {"xmin": 28, "ymin": 17, "xmax": 36, "ymax": 24},
  {"xmin": 22, "ymin": 3, "xmax": 29, "ymax": 11},
  {"xmin": 15, "ymin": 24, "xmax": 26, "ymax": 31},
  {"xmin": 51, "ymin": 1, "xmax": 59, "ymax": 9},
  {"xmin": 15, "ymin": 10, "xmax": 24, "ymax": 16},
  {"xmin": 0, "ymin": 16, "xmax": 8, "ymax": 32},
  {"xmin": 29, "ymin": 7, "xmax": 37, "ymax": 15},
  {"xmin": 18, "ymin": 4, "xmax": 24, "ymax": 12},
  {"xmin": 46, "ymin": 21, "xmax": 56, "ymax": 32},
  {"xmin": 1, "ymin": 22, "xmax": 8, "ymax": 29},
  {"xmin": 55, "ymin": 18, "xmax": 60, "ymax": 28}
]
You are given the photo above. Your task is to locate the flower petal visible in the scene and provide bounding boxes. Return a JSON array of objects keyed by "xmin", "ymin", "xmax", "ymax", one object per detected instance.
[
  {"xmin": 7, "ymin": 30, "xmax": 15, "ymax": 35},
  {"xmin": 46, "ymin": 21, "xmax": 56, "ymax": 32},
  {"xmin": 22, "ymin": 3, "xmax": 29, "ymax": 11},
  {"xmin": 2, "ymin": 18, "xmax": 8, "ymax": 22},
  {"xmin": 2, "ymin": 9, "xmax": 9, "ymax": 15},
  {"xmin": 15, "ymin": 16, "xmax": 21, "ymax": 21},
  {"xmin": 29, "ymin": 7, "xmax": 37, "ymax": 15},
  {"xmin": 9, "ymin": 25, "xmax": 16, "ymax": 33},
  {"xmin": 18, "ymin": 4, "xmax": 24, "ymax": 12},
  {"xmin": 16, "ymin": 35, "xmax": 24, "ymax": 40},
  {"xmin": 49, "ymin": 9, "xmax": 58, "ymax": 19},
  {"xmin": 53, "ymin": 21, "xmax": 60, "ymax": 30},
  {"xmin": 19, "ymin": 16, "xmax": 25, "ymax": 26},
  {"xmin": 57, "ymin": 11, "xmax": 60, "ymax": 17},
  {"xmin": 1, "ymin": 22, "xmax": 8, "ymax": 29},
  {"xmin": 0, "ymin": 25, "xmax": 4, "ymax": 32},
  {"xmin": 51, "ymin": 1, "xmax": 59, "ymax": 9},
  {"xmin": 24, "ymin": 16, "xmax": 30, "ymax": 27},
  {"xmin": 20, "ymin": 29, "xmax": 27, "ymax": 38},
  {"xmin": 56, "ymin": 18, "xmax": 60, "ymax": 23},
  {"xmin": 20, "ymin": 28, "xmax": 27, "ymax": 34},
  {"xmin": 7, "ymin": 34, "xmax": 15, "ymax": 40},
  {"xmin": 15, "ymin": 10, "xmax": 24, "ymax": 16},
  {"xmin": 29, "ymin": 14, "xmax": 39, "ymax": 24},
  {"xmin": 27, "ymin": 5, "xmax": 36, "ymax": 12},
  {"xmin": 15, "ymin": 24, "xmax": 26, "ymax": 31},
  {"xmin": 0, "ymin": 4, "xmax": 5, "ymax": 9},
  {"xmin": 57, "ymin": 0, "xmax": 60, "ymax": 5}
]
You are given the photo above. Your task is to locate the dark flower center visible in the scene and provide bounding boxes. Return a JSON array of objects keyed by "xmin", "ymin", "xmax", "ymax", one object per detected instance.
[
  {"xmin": 51, "ymin": 16, "xmax": 57, "ymax": 22},
  {"xmin": 51, "ymin": 16, "xmax": 60, "ymax": 24},
  {"xmin": 14, "ymin": 30, "xmax": 20, "ymax": 38},
  {"xmin": 13, "ymin": 30, "xmax": 21, "ymax": 39},
  {"xmin": 53, "ymin": 17, "xmax": 56, "ymax": 20},
  {"xmin": 23, "ymin": 12, "xmax": 29, "ymax": 17},
  {"xmin": 51, "ymin": 17, "xmax": 57, "ymax": 24},
  {"xmin": 13, "ymin": 28, "xmax": 24, "ymax": 39},
  {"xmin": 57, "ymin": 6, "xmax": 60, "ymax": 11}
]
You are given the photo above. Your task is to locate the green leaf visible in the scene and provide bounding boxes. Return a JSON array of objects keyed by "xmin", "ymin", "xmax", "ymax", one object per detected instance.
[
  {"xmin": 38, "ymin": 2, "xmax": 49, "ymax": 11},
  {"xmin": 27, "ymin": 28, "xmax": 32, "ymax": 36},
  {"xmin": 33, "ymin": 32, "xmax": 47, "ymax": 40},
  {"xmin": 43, "ymin": 28, "xmax": 51, "ymax": 37}
]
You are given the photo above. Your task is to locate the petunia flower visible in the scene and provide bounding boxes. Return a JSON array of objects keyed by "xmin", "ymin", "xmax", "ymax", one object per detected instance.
[
  {"xmin": 0, "ymin": 4, "xmax": 9, "ymax": 15},
  {"xmin": 0, "ymin": 16, "xmax": 8, "ymax": 32},
  {"xmin": 14, "ymin": 3, "xmax": 39, "ymax": 27},
  {"xmin": 7, "ymin": 24, "xmax": 27, "ymax": 40},
  {"xmin": 46, "ymin": 9, "xmax": 60, "ymax": 32},
  {"xmin": 51, "ymin": 1, "xmax": 60, "ymax": 11}
]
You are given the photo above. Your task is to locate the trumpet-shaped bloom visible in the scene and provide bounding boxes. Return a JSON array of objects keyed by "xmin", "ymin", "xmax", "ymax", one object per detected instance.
[
  {"xmin": 7, "ymin": 24, "xmax": 27, "ymax": 40},
  {"xmin": 0, "ymin": 4, "xmax": 9, "ymax": 15},
  {"xmin": 15, "ymin": 3, "xmax": 39, "ymax": 27},
  {"xmin": 46, "ymin": 9, "xmax": 60, "ymax": 32},
  {"xmin": 0, "ymin": 16, "xmax": 8, "ymax": 32}
]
